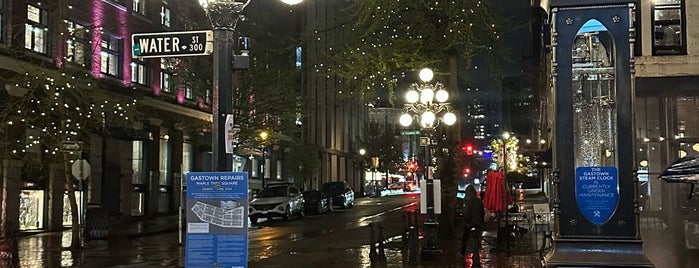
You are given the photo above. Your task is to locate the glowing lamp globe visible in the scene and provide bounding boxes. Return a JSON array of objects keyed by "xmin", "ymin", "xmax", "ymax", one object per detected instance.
[
  {"xmin": 435, "ymin": 89, "xmax": 449, "ymax": 103},
  {"xmin": 419, "ymin": 68, "xmax": 434, "ymax": 82},
  {"xmin": 420, "ymin": 88, "xmax": 434, "ymax": 104},
  {"xmin": 399, "ymin": 114, "xmax": 413, "ymax": 127},
  {"xmin": 443, "ymin": 112, "xmax": 456, "ymax": 126},
  {"xmin": 420, "ymin": 111, "xmax": 436, "ymax": 128},
  {"xmin": 406, "ymin": 90, "xmax": 419, "ymax": 104}
]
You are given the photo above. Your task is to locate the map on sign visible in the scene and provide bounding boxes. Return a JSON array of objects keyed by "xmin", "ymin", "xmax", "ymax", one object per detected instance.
[
  {"xmin": 190, "ymin": 201, "xmax": 244, "ymax": 228},
  {"xmin": 132, "ymin": 30, "xmax": 213, "ymax": 58}
]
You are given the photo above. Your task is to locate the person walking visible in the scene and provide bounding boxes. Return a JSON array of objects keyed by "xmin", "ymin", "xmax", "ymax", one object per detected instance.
[{"xmin": 461, "ymin": 185, "xmax": 485, "ymax": 267}]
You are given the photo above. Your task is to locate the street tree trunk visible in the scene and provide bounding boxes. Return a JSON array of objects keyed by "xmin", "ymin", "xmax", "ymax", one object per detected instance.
[{"xmin": 63, "ymin": 154, "xmax": 81, "ymax": 248}]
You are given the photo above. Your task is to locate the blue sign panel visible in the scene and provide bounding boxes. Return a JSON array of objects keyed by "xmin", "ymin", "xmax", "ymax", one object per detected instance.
[
  {"xmin": 575, "ymin": 166, "xmax": 619, "ymax": 226},
  {"xmin": 186, "ymin": 172, "xmax": 248, "ymax": 268}
]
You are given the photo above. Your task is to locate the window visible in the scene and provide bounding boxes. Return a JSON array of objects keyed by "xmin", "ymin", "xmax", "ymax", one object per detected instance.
[
  {"xmin": 66, "ymin": 21, "xmax": 89, "ymax": 67},
  {"xmin": 160, "ymin": 5, "xmax": 170, "ymax": 27},
  {"xmin": 1, "ymin": 0, "xmax": 4, "ymax": 42},
  {"xmin": 133, "ymin": 0, "xmax": 146, "ymax": 15},
  {"xmin": 652, "ymin": 0, "xmax": 685, "ymax": 55},
  {"xmin": 160, "ymin": 58, "xmax": 174, "ymax": 93},
  {"xmin": 131, "ymin": 141, "xmax": 146, "ymax": 184},
  {"xmin": 131, "ymin": 60, "xmax": 149, "ymax": 85},
  {"xmin": 184, "ymin": 82, "xmax": 193, "ymax": 100},
  {"xmin": 100, "ymin": 34, "xmax": 122, "ymax": 77},
  {"xmin": 205, "ymin": 89, "xmax": 212, "ymax": 104},
  {"xmin": 25, "ymin": 4, "xmax": 48, "ymax": 53},
  {"xmin": 159, "ymin": 138, "xmax": 171, "ymax": 186},
  {"xmin": 183, "ymin": 143, "xmax": 193, "ymax": 174}
]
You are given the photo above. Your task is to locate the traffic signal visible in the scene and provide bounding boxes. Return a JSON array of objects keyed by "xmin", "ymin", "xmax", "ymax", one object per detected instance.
[
  {"xmin": 463, "ymin": 144, "xmax": 474, "ymax": 155},
  {"xmin": 463, "ymin": 166, "xmax": 471, "ymax": 177},
  {"xmin": 408, "ymin": 161, "xmax": 418, "ymax": 172}
]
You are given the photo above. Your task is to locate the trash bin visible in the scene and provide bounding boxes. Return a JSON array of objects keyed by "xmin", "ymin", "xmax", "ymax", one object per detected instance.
[{"xmin": 84, "ymin": 205, "xmax": 109, "ymax": 240}]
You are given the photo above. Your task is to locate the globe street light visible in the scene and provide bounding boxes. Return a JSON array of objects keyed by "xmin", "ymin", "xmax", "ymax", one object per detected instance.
[
  {"xmin": 198, "ymin": 0, "xmax": 303, "ymax": 172},
  {"xmin": 399, "ymin": 68, "xmax": 455, "ymax": 257}
]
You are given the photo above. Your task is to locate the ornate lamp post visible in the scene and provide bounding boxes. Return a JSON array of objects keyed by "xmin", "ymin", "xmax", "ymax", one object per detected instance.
[
  {"xmin": 399, "ymin": 68, "xmax": 456, "ymax": 257},
  {"xmin": 198, "ymin": 0, "xmax": 303, "ymax": 171}
]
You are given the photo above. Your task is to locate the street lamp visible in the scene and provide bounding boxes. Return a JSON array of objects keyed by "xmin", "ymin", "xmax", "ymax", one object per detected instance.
[
  {"xmin": 258, "ymin": 130, "xmax": 269, "ymax": 187},
  {"xmin": 198, "ymin": 0, "xmax": 303, "ymax": 172},
  {"xmin": 399, "ymin": 67, "xmax": 455, "ymax": 257}
]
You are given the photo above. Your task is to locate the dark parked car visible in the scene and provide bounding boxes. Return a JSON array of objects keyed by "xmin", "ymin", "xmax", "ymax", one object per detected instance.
[
  {"xmin": 302, "ymin": 190, "xmax": 333, "ymax": 214},
  {"xmin": 321, "ymin": 181, "xmax": 355, "ymax": 208}
]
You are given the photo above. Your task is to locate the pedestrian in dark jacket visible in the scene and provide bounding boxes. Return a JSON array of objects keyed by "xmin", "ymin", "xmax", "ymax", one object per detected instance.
[{"xmin": 460, "ymin": 185, "xmax": 485, "ymax": 266}]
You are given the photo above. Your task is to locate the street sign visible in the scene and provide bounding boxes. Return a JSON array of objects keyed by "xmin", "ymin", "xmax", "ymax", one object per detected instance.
[
  {"xmin": 401, "ymin": 130, "xmax": 420, "ymax": 136},
  {"xmin": 132, "ymin": 30, "xmax": 213, "ymax": 58},
  {"xmin": 61, "ymin": 141, "xmax": 82, "ymax": 152},
  {"xmin": 71, "ymin": 159, "xmax": 91, "ymax": 180}
]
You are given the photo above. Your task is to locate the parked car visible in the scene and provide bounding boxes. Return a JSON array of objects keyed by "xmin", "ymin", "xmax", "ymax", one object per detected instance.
[
  {"xmin": 321, "ymin": 181, "xmax": 355, "ymax": 208},
  {"xmin": 302, "ymin": 190, "xmax": 333, "ymax": 214},
  {"xmin": 249, "ymin": 182, "xmax": 304, "ymax": 224}
]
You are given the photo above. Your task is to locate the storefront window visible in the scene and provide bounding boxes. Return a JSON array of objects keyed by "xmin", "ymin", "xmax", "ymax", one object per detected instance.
[
  {"xmin": 132, "ymin": 141, "xmax": 145, "ymax": 184},
  {"xmin": 159, "ymin": 138, "xmax": 171, "ymax": 185},
  {"xmin": 62, "ymin": 191, "xmax": 84, "ymax": 226},
  {"xmin": 676, "ymin": 97, "xmax": 699, "ymax": 139},
  {"xmin": 131, "ymin": 188, "xmax": 145, "ymax": 216},
  {"xmin": 19, "ymin": 190, "xmax": 44, "ymax": 230},
  {"xmin": 183, "ymin": 143, "xmax": 192, "ymax": 173},
  {"xmin": 635, "ymin": 96, "xmax": 665, "ymax": 212}
]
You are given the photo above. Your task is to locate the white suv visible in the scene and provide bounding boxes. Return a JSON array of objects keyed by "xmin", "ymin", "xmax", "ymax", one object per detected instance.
[{"xmin": 249, "ymin": 183, "xmax": 305, "ymax": 224}]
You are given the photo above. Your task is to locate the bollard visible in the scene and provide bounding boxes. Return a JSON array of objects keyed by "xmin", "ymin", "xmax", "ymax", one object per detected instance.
[
  {"xmin": 377, "ymin": 225, "xmax": 386, "ymax": 260},
  {"xmin": 369, "ymin": 223, "xmax": 377, "ymax": 261},
  {"xmin": 402, "ymin": 213, "xmax": 409, "ymax": 244},
  {"xmin": 408, "ymin": 225, "xmax": 418, "ymax": 261}
]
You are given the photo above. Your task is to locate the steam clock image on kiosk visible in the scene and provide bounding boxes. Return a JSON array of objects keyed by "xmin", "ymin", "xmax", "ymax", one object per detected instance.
[{"xmin": 544, "ymin": 0, "xmax": 653, "ymax": 266}]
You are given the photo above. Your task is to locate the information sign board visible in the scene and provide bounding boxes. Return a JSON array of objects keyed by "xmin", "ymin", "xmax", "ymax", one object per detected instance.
[
  {"xmin": 132, "ymin": 30, "xmax": 213, "ymax": 58},
  {"xmin": 185, "ymin": 172, "xmax": 248, "ymax": 268},
  {"xmin": 575, "ymin": 166, "xmax": 619, "ymax": 226}
]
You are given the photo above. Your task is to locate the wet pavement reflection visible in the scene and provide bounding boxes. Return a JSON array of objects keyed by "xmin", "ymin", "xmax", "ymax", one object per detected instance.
[{"xmin": 9, "ymin": 193, "xmax": 699, "ymax": 268}]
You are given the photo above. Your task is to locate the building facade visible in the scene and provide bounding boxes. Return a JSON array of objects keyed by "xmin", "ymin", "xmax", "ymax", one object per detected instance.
[
  {"xmin": 300, "ymin": 0, "xmax": 368, "ymax": 194},
  {"xmin": 0, "ymin": 0, "xmax": 216, "ymax": 235},
  {"xmin": 633, "ymin": 0, "xmax": 699, "ymax": 231}
]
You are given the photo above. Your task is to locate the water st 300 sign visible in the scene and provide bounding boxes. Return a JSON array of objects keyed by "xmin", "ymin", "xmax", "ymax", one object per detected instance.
[{"xmin": 132, "ymin": 30, "xmax": 213, "ymax": 58}]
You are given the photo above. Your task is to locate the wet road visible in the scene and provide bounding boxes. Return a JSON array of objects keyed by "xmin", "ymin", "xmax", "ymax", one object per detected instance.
[{"xmin": 12, "ymin": 192, "xmax": 698, "ymax": 267}]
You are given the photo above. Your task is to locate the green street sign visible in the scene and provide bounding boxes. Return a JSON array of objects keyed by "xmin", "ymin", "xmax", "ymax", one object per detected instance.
[{"xmin": 132, "ymin": 30, "xmax": 213, "ymax": 58}]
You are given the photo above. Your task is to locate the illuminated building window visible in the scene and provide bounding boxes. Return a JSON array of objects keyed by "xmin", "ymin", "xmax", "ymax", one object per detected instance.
[
  {"xmin": 66, "ymin": 21, "xmax": 89, "ymax": 67},
  {"xmin": 133, "ymin": 0, "xmax": 146, "ymax": 15},
  {"xmin": 131, "ymin": 60, "xmax": 149, "ymax": 85},
  {"xmin": 100, "ymin": 34, "xmax": 122, "ymax": 77},
  {"xmin": 185, "ymin": 82, "xmax": 193, "ymax": 100},
  {"xmin": 25, "ymin": 4, "xmax": 48, "ymax": 54},
  {"xmin": 652, "ymin": 0, "xmax": 686, "ymax": 55},
  {"xmin": 160, "ymin": 58, "xmax": 175, "ymax": 93},
  {"xmin": 131, "ymin": 141, "xmax": 146, "ymax": 216},
  {"xmin": 161, "ymin": 5, "xmax": 171, "ymax": 27}
]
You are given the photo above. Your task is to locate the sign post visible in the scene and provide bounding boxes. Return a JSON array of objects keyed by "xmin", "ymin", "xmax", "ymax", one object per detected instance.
[
  {"xmin": 185, "ymin": 172, "xmax": 248, "ymax": 267},
  {"xmin": 132, "ymin": 30, "xmax": 213, "ymax": 58}
]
